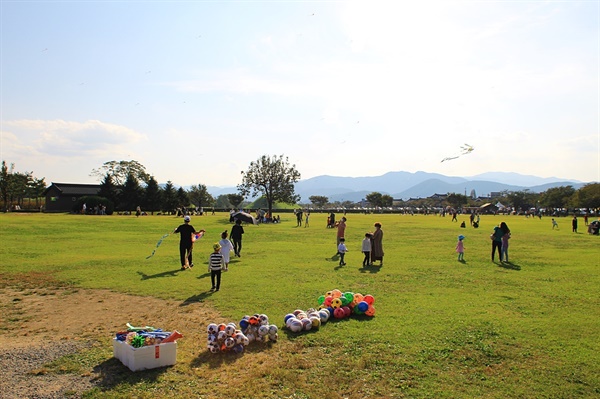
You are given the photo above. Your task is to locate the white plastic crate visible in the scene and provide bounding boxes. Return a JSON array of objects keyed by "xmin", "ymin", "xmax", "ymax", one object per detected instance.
[{"xmin": 113, "ymin": 338, "xmax": 177, "ymax": 372}]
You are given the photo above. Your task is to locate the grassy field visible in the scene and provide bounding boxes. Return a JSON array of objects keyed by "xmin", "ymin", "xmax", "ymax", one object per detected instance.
[{"xmin": 1, "ymin": 211, "xmax": 599, "ymax": 398}]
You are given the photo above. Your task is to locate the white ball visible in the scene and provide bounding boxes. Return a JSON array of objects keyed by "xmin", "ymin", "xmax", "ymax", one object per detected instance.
[
  {"xmin": 268, "ymin": 325, "xmax": 278, "ymax": 335},
  {"xmin": 225, "ymin": 337, "xmax": 235, "ymax": 348},
  {"xmin": 268, "ymin": 333, "xmax": 278, "ymax": 342},
  {"xmin": 225, "ymin": 325, "xmax": 236, "ymax": 336},
  {"xmin": 301, "ymin": 318, "xmax": 312, "ymax": 331},
  {"xmin": 289, "ymin": 319, "xmax": 303, "ymax": 333},
  {"xmin": 217, "ymin": 330, "xmax": 227, "ymax": 341},
  {"xmin": 258, "ymin": 325, "xmax": 269, "ymax": 336},
  {"xmin": 259, "ymin": 314, "xmax": 269, "ymax": 325},
  {"xmin": 207, "ymin": 323, "xmax": 218, "ymax": 335},
  {"xmin": 246, "ymin": 332, "xmax": 256, "ymax": 342}
]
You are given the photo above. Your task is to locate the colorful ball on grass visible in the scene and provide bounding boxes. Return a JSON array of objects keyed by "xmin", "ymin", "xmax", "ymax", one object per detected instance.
[
  {"xmin": 232, "ymin": 344, "xmax": 244, "ymax": 354},
  {"xmin": 317, "ymin": 295, "xmax": 326, "ymax": 305},
  {"xmin": 331, "ymin": 289, "xmax": 342, "ymax": 298},
  {"xmin": 310, "ymin": 316, "xmax": 321, "ymax": 329},
  {"xmin": 239, "ymin": 319, "xmax": 249, "ymax": 330},
  {"xmin": 331, "ymin": 298, "xmax": 343, "ymax": 309},
  {"xmin": 218, "ymin": 323, "xmax": 227, "ymax": 331},
  {"xmin": 333, "ymin": 307, "xmax": 345, "ymax": 319},
  {"xmin": 326, "ymin": 290, "xmax": 333, "ymax": 297},
  {"xmin": 342, "ymin": 306, "xmax": 352, "ymax": 318},
  {"xmin": 343, "ymin": 292, "xmax": 354, "ymax": 303},
  {"xmin": 357, "ymin": 301, "xmax": 369, "ymax": 313},
  {"xmin": 363, "ymin": 294, "xmax": 375, "ymax": 305},
  {"xmin": 324, "ymin": 296, "xmax": 333, "ymax": 306},
  {"xmin": 365, "ymin": 306, "xmax": 376, "ymax": 317},
  {"xmin": 340, "ymin": 296, "xmax": 351, "ymax": 306},
  {"xmin": 249, "ymin": 316, "xmax": 259, "ymax": 325}
]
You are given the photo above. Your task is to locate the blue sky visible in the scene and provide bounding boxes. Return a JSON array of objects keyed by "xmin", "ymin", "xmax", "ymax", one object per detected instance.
[{"xmin": 1, "ymin": 0, "xmax": 598, "ymax": 187}]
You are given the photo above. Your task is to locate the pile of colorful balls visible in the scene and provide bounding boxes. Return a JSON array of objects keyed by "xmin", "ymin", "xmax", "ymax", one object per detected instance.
[
  {"xmin": 115, "ymin": 323, "xmax": 183, "ymax": 348},
  {"xmin": 283, "ymin": 289, "xmax": 375, "ymax": 333},
  {"xmin": 206, "ymin": 313, "xmax": 278, "ymax": 354}
]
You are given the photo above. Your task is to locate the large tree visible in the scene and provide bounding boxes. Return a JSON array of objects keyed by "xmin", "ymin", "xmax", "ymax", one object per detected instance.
[
  {"xmin": 227, "ymin": 193, "xmax": 245, "ymax": 209},
  {"xmin": 98, "ymin": 173, "xmax": 120, "ymax": 207},
  {"xmin": 237, "ymin": 154, "xmax": 301, "ymax": 216},
  {"xmin": 539, "ymin": 186, "xmax": 576, "ymax": 210},
  {"xmin": 574, "ymin": 183, "xmax": 600, "ymax": 210},
  {"xmin": 144, "ymin": 176, "xmax": 162, "ymax": 213},
  {"xmin": 309, "ymin": 195, "xmax": 329, "ymax": 209},
  {"xmin": 90, "ymin": 160, "xmax": 150, "ymax": 186},
  {"xmin": 189, "ymin": 183, "xmax": 214, "ymax": 211},
  {"xmin": 446, "ymin": 193, "xmax": 469, "ymax": 210},
  {"xmin": 161, "ymin": 181, "xmax": 178, "ymax": 214},
  {"xmin": 120, "ymin": 173, "xmax": 143, "ymax": 211}
]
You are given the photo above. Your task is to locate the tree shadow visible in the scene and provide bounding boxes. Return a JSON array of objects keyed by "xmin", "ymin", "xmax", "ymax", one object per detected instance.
[
  {"xmin": 358, "ymin": 264, "xmax": 381, "ymax": 274},
  {"xmin": 137, "ymin": 269, "xmax": 184, "ymax": 280},
  {"xmin": 498, "ymin": 261, "xmax": 521, "ymax": 271}
]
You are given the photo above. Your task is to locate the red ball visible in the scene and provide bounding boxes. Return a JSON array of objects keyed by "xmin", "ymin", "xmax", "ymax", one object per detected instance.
[
  {"xmin": 363, "ymin": 294, "xmax": 375, "ymax": 305},
  {"xmin": 333, "ymin": 307, "xmax": 345, "ymax": 319},
  {"xmin": 342, "ymin": 306, "xmax": 351, "ymax": 317}
]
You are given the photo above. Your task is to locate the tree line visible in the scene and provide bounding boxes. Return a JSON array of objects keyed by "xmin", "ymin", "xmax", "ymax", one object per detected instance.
[{"xmin": 1, "ymin": 158, "xmax": 598, "ymax": 215}]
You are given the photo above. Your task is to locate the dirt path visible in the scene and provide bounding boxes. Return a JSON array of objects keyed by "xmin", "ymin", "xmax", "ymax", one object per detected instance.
[{"xmin": 0, "ymin": 287, "xmax": 221, "ymax": 399}]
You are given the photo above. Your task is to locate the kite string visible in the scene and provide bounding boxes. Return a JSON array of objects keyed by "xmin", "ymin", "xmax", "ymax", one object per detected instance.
[{"xmin": 146, "ymin": 233, "xmax": 170, "ymax": 259}]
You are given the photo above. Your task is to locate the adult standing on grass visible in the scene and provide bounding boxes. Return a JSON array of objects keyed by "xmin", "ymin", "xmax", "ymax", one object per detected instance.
[
  {"xmin": 500, "ymin": 222, "xmax": 511, "ymax": 262},
  {"xmin": 230, "ymin": 219, "xmax": 244, "ymax": 257},
  {"xmin": 490, "ymin": 222, "xmax": 505, "ymax": 262},
  {"xmin": 572, "ymin": 216, "xmax": 578, "ymax": 233},
  {"xmin": 336, "ymin": 217, "xmax": 347, "ymax": 253},
  {"xmin": 174, "ymin": 215, "xmax": 200, "ymax": 270},
  {"xmin": 371, "ymin": 222, "xmax": 384, "ymax": 266}
]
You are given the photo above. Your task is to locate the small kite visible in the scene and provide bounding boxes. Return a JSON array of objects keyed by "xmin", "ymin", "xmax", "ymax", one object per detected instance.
[
  {"xmin": 146, "ymin": 233, "xmax": 170, "ymax": 259},
  {"xmin": 441, "ymin": 143, "xmax": 475, "ymax": 162}
]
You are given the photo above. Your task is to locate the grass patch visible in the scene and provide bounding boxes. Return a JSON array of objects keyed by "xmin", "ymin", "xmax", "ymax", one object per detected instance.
[{"xmin": 1, "ymin": 212, "xmax": 599, "ymax": 398}]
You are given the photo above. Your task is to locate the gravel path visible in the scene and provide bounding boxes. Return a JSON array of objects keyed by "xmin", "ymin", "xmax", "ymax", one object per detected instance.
[{"xmin": 0, "ymin": 341, "xmax": 97, "ymax": 399}]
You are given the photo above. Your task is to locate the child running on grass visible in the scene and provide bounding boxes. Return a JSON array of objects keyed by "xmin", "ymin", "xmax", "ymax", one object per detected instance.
[
  {"xmin": 218, "ymin": 230, "xmax": 234, "ymax": 271},
  {"xmin": 456, "ymin": 234, "xmax": 465, "ymax": 262}
]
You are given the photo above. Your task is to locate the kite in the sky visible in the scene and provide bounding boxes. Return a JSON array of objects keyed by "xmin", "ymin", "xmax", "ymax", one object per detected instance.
[{"xmin": 441, "ymin": 143, "xmax": 475, "ymax": 163}]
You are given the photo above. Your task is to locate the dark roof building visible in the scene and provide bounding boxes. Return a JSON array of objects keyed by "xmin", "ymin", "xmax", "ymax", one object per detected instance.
[{"xmin": 43, "ymin": 182, "xmax": 101, "ymax": 212}]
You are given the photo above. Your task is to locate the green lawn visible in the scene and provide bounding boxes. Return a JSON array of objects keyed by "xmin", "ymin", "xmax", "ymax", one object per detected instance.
[{"xmin": 1, "ymin": 212, "xmax": 598, "ymax": 398}]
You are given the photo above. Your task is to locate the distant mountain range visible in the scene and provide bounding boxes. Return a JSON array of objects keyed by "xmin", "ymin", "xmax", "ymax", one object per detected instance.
[{"xmin": 206, "ymin": 171, "xmax": 589, "ymax": 203}]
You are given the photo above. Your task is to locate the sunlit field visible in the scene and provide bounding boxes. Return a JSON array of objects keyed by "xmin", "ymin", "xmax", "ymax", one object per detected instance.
[{"xmin": 1, "ymin": 211, "xmax": 598, "ymax": 398}]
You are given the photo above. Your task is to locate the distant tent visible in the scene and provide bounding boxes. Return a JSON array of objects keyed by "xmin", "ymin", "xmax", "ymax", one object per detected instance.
[{"xmin": 496, "ymin": 202, "xmax": 506, "ymax": 209}]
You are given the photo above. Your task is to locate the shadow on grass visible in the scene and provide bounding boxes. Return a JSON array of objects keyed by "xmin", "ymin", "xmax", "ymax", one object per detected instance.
[
  {"xmin": 92, "ymin": 357, "xmax": 170, "ymax": 390},
  {"xmin": 180, "ymin": 289, "xmax": 215, "ymax": 305},
  {"xmin": 358, "ymin": 264, "xmax": 382, "ymax": 274},
  {"xmin": 498, "ymin": 261, "xmax": 521, "ymax": 270},
  {"xmin": 137, "ymin": 268, "xmax": 186, "ymax": 280},
  {"xmin": 191, "ymin": 341, "xmax": 278, "ymax": 368}
]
